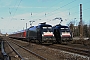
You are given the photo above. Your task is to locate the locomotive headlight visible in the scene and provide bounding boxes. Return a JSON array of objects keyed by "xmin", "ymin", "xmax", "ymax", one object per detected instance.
[
  {"xmin": 61, "ymin": 35, "xmax": 62, "ymax": 37},
  {"xmin": 42, "ymin": 34, "xmax": 44, "ymax": 36},
  {"xmin": 70, "ymin": 34, "xmax": 71, "ymax": 37}
]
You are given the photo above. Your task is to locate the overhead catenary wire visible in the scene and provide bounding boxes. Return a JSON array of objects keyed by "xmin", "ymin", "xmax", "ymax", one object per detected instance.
[
  {"xmin": 35, "ymin": 0, "xmax": 90, "ymax": 20},
  {"xmin": 39, "ymin": 0, "xmax": 90, "ymax": 24},
  {"xmin": 29, "ymin": 0, "xmax": 65, "ymax": 21},
  {"xmin": 5, "ymin": 1, "xmax": 90, "ymax": 25},
  {"xmin": 32, "ymin": 0, "xmax": 77, "ymax": 23},
  {"xmin": 9, "ymin": 0, "xmax": 18, "ymax": 15},
  {"xmin": 11, "ymin": 0, "xmax": 23, "ymax": 20},
  {"xmin": 35, "ymin": 0, "xmax": 76, "ymax": 19},
  {"xmin": 10, "ymin": 0, "xmax": 90, "ymax": 23},
  {"xmin": 7, "ymin": 0, "xmax": 23, "ymax": 33}
]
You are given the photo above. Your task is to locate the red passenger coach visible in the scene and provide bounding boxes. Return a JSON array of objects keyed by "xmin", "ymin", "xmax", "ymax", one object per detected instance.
[
  {"xmin": 9, "ymin": 30, "xmax": 26, "ymax": 40},
  {"xmin": 23, "ymin": 31, "xmax": 26, "ymax": 38}
]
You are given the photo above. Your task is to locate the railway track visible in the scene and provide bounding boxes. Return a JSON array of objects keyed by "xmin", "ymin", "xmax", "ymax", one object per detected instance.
[
  {"xmin": 3, "ymin": 37, "xmax": 90, "ymax": 60},
  {"xmin": 48, "ymin": 44, "xmax": 90, "ymax": 57},
  {"xmin": 1, "ymin": 41, "xmax": 10, "ymax": 60},
  {"xmin": 5, "ymin": 40, "xmax": 47, "ymax": 60}
]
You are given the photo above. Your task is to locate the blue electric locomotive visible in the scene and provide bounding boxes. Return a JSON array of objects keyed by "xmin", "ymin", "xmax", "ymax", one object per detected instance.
[
  {"xmin": 26, "ymin": 22, "xmax": 55, "ymax": 44},
  {"xmin": 53, "ymin": 24, "xmax": 73, "ymax": 43}
]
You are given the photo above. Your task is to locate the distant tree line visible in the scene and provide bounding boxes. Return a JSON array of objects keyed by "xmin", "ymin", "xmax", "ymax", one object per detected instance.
[{"xmin": 69, "ymin": 23, "xmax": 90, "ymax": 39}]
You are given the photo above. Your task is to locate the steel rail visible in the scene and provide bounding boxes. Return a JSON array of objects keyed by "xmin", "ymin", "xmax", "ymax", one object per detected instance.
[
  {"xmin": 6, "ymin": 41, "xmax": 24, "ymax": 60},
  {"xmin": 1, "ymin": 41, "xmax": 10, "ymax": 60},
  {"xmin": 12, "ymin": 41, "xmax": 47, "ymax": 60},
  {"xmin": 50, "ymin": 44, "xmax": 90, "ymax": 57}
]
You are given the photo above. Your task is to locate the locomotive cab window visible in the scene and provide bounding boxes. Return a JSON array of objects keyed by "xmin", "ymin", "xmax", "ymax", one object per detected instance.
[
  {"xmin": 42, "ymin": 27, "xmax": 52, "ymax": 32},
  {"xmin": 60, "ymin": 27, "xmax": 70, "ymax": 32}
]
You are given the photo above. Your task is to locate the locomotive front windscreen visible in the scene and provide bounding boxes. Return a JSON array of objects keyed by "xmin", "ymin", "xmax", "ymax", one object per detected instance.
[
  {"xmin": 60, "ymin": 26, "xmax": 70, "ymax": 32},
  {"xmin": 42, "ymin": 27, "xmax": 52, "ymax": 32}
]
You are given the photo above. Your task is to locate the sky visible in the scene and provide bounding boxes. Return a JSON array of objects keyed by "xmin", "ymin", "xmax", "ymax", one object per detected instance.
[{"xmin": 0, "ymin": 0, "xmax": 90, "ymax": 34}]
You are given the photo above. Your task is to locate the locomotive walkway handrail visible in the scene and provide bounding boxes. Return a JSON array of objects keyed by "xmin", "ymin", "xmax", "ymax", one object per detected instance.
[{"xmin": 1, "ymin": 41, "xmax": 10, "ymax": 60}]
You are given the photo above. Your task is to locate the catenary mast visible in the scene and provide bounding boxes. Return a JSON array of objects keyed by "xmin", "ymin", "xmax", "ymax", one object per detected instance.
[{"xmin": 79, "ymin": 4, "xmax": 83, "ymax": 39}]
